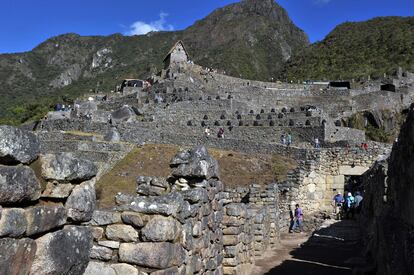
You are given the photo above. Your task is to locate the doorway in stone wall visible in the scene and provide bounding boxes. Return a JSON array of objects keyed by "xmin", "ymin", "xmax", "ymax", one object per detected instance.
[{"xmin": 344, "ymin": 175, "xmax": 363, "ymax": 195}]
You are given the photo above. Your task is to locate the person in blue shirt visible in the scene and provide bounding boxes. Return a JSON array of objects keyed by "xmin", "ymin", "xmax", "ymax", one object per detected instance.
[
  {"xmin": 345, "ymin": 192, "xmax": 355, "ymax": 219},
  {"xmin": 333, "ymin": 192, "xmax": 344, "ymax": 220}
]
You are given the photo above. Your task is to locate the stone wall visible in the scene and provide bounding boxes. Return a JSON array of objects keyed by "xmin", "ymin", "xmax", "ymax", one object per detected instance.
[
  {"xmin": 359, "ymin": 105, "xmax": 414, "ymax": 275},
  {"xmin": 219, "ymin": 184, "xmax": 280, "ymax": 274},
  {"xmin": 0, "ymin": 125, "xmax": 97, "ymax": 275}
]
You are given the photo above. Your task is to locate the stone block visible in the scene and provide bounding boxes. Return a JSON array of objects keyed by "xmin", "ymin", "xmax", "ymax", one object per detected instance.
[
  {"xmin": 0, "ymin": 165, "xmax": 41, "ymax": 204},
  {"xmin": 0, "ymin": 125, "xmax": 39, "ymax": 165},
  {"xmin": 119, "ymin": 242, "xmax": 186, "ymax": 269},
  {"xmin": 339, "ymin": 165, "xmax": 369, "ymax": 176},
  {"xmin": 91, "ymin": 210, "xmax": 122, "ymax": 225},
  {"xmin": 106, "ymin": 224, "xmax": 138, "ymax": 242},
  {"xmin": 40, "ymin": 152, "xmax": 97, "ymax": 182},
  {"xmin": 90, "ymin": 245, "xmax": 113, "ymax": 261},
  {"xmin": 142, "ymin": 216, "xmax": 181, "ymax": 242},
  {"xmin": 84, "ymin": 261, "xmax": 116, "ymax": 275},
  {"xmin": 121, "ymin": 211, "xmax": 149, "ymax": 228},
  {"xmin": 30, "ymin": 226, "xmax": 92, "ymax": 275},
  {"xmin": 111, "ymin": 263, "xmax": 139, "ymax": 275},
  {"xmin": 91, "ymin": 226, "xmax": 104, "ymax": 241},
  {"xmin": 25, "ymin": 205, "xmax": 67, "ymax": 236},
  {"xmin": 0, "ymin": 238, "xmax": 36, "ymax": 275},
  {"xmin": 65, "ymin": 180, "xmax": 96, "ymax": 222},
  {"xmin": 0, "ymin": 208, "xmax": 27, "ymax": 237},
  {"xmin": 41, "ymin": 182, "xmax": 74, "ymax": 198}
]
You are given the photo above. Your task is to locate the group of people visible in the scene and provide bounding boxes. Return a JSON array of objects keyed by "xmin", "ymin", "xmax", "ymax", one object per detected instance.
[
  {"xmin": 204, "ymin": 127, "xmax": 225, "ymax": 138},
  {"xmin": 332, "ymin": 191, "xmax": 363, "ymax": 220},
  {"xmin": 280, "ymin": 133, "xmax": 292, "ymax": 146}
]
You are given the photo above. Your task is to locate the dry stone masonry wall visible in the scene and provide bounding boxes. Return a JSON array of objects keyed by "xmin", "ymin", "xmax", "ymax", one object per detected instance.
[
  {"xmin": 0, "ymin": 125, "xmax": 97, "ymax": 275},
  {"xmin": 359, "ymin": 104, "xmax": 414, "ymax": 275}
]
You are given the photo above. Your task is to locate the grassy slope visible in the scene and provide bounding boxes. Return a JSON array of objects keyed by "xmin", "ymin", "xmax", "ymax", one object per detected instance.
[{"xmin": 96, "ymin": 144, "xmax": 297, "ymax": 208}]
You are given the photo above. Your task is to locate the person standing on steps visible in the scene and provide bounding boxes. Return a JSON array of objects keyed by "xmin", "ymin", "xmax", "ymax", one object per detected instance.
[{"xmin": 291, "ymin": 204, "xmax": 304, "ymax": 233}]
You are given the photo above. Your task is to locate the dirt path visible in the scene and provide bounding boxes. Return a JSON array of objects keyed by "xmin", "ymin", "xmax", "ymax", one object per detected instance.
[{"xmin": 252, "ymin": 219, "xmax": 364, "ymax": 275}]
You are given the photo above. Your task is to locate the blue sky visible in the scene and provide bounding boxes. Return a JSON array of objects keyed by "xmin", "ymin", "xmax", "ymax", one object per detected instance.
[{"xmin": 0, "ymin": 0, "xmax": 413, "ymax": 54}]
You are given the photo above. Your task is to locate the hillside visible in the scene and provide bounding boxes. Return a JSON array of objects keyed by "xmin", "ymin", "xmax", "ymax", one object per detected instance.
[
  {"xmin": 281, "ymin": 17, "xmax": 414, "ymax": 81},
  {"xmin": 0, "ymin": 0, "xmax": 308, "ymax": 125}
]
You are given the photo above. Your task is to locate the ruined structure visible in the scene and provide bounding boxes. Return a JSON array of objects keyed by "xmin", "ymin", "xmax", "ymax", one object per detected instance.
[{"xmin": 1, "ymin": 41, "xmax": 414, "ymax": 274}]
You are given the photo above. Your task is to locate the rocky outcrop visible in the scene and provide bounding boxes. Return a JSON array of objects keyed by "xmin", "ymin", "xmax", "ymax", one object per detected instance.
[
  {"xmin": 0, "ymin": 125, "xmax": 40, "ymax": 164},
  {"xmin": 170, "ymin": 145, "xmax": 219, "ymax": 180},
  {"xmin": 41, "ymin": 152, "xmax": 97, "ymax": 182}
]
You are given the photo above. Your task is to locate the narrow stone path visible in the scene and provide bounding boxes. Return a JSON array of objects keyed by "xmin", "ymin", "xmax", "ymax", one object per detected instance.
[{"xmin": 253, "ymin": 219, "xmax": 364, "ymax": 275}]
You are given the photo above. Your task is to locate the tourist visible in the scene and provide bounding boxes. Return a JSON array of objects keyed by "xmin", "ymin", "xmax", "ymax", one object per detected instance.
[
  {"xmin": 287, "ymin": 133, "xmax": 292, "ymax": 146},
  {"xmin": 314, "ymin": 137, "xmax": 320, "ymax": 148},
  {"xmin": 204, "ymin": 127, "xmax": 211, "ymax": 137},
  {"xmin": 280, "ymin": 134, "xmax": 286, "ymax": 145},
  {"xmin": 345, "ymin": 192, "xmax": 355, "ymax": 219},
  {"xmin": 354, "ymin": 191, "xmax": 363, "ymax": 214},
  {"xmin": 291, "ymin": 204, "xmax": 304, "ymax": 233},
  {"xmin": 332, "ymin": 192, "xmax": 344, "ymax": 220},
  {"xmin": 217, "ymin": 128, "xmax": 224, "ymax": 138}
]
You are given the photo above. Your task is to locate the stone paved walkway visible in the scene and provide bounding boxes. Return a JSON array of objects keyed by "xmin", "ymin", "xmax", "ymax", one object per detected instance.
[{"xmin": 252, "ymin": 219, "xmax": 364, "ymax": 275}]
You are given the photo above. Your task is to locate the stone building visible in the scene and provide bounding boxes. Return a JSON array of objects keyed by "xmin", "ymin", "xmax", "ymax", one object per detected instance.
[{"xmin": 163, "ymin": 41, "xmax": 189, "ymax": 69}]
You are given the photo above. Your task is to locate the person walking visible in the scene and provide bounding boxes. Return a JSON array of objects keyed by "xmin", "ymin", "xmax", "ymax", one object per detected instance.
[
  {"xmin": 354, "ymin": 191, "xmax": 363, "ymax": 214},
  {"xmin": 345, "ymin": 192, "xmax": 355, "ymax": 219},
  {"xmin": 204, "ymin": 127, "xmax": 211, "ymax": 137},
  {"xmin": 314, "ymin": 137, "xmax": 320, "ymax": 149},
  {"xmin": 287, "ymin": 133, "xmax": 292, "ymax": 147},
  {"xmin": 280, "ymin": 134, "xmax": 286, "ymax": 145},
  {"xmin": 290, "ymin": 204, "xmax": 304, "ymax": 233},
  {"xmin": 332, "ymin": 192, "xmax": 344, "ymax": 220}
]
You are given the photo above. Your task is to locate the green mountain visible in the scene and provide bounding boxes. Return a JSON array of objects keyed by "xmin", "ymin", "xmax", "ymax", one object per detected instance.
[
  {"xmin": 281, "ymin": 17, "xmax": 414, "ymax": 81},
  {"xmin": 0, "ymin": 0, "xmax": 308, "ymax": 125}
]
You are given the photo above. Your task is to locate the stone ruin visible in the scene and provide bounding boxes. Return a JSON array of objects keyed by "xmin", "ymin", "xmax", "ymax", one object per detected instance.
[{"xmin": 1, "ymin": 42, "xmax": 414, "ymax": 274}]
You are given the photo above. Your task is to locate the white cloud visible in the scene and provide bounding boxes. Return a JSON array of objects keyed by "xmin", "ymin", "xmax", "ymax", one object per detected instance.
[{"xmin": 125, "ymin": 12, "xmax": 174, "ymax": 36}]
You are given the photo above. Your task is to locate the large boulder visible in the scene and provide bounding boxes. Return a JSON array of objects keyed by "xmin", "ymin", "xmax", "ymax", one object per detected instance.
[
  {"xmin": 119, "ymin": 242, "xmax": 186, "ymax": 269},
  {"xmin": 110, "ymin": 106, "xmax": 136, "ymax": 125},
  {"xmin": 0, "ymin": 238, "xmax": 37, "ymax": 275},
  {"xmin": 25, "ymin": 205, "xmax": 67, "ymax": 236},
  {"xmin": 0, "ymin": 125, "xmax": 39, "ymax": 164},
  {"xmin": 65, "ymin": 180, "xmax": 96, "ymax": 222},
  {"xmin": 0, "ymin": 165, "xmax": 41, "ymax": 204},
  {"xmin": 41, "ymin": 152, "xmax": 97, "ymax": 182},
  {"xmin": 170, "ymin": 146, "xmax": 219, "ymax": 180},
  {"xmin": 30, "ymin": 226, "xmax": 93, "ymax": 275}
]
